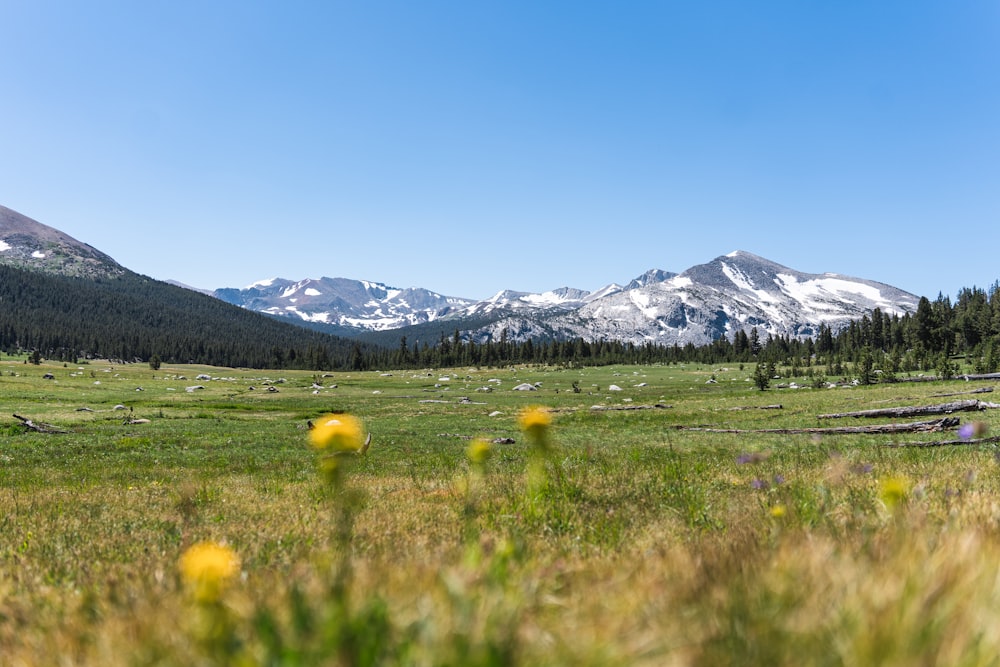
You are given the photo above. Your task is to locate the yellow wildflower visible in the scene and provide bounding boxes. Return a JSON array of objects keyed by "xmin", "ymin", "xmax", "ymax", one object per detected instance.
[
  {"xmin": 769, "ymin": 504, "xmax": 786, "ymax": 518},
  {"xmin": 179, "ymin": 541, "xmax": 240, "ymax": 603},
  {"xmin": 879, "ymin": 475, "xmax": 911, "ymax": 510},
  {"xmin": 517, "ymin": 406, "xmax": 552, "ymax": 435},
  {"xmin": 309, "ymin": 413, "xmax": 365, "ymax": 452},
  {"xmin": 467, "ymin": 438, "xmax": 493, "ymax": 465}
]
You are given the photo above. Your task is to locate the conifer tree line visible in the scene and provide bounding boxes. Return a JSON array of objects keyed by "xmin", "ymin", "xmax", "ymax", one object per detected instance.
[
  {"xmin": 0, "ymin": 265, "xmax": 373, "ymax": 370},
  {"xmin": 3, "ymin": 262, "xmax": 999, "ymax": 375},
  {"xmin": 351, "ymin": 287, "xmax": 1000, "ymax": 375}
]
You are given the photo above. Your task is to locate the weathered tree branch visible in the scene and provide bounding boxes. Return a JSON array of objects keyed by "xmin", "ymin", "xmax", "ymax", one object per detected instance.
[
  {"xmin": 676, "ymin": 417, "xmax": 959, "ymax": 435},
  {"xmin": 886, "ymin": 434, "xmax": 1000, "ymax": 448},
  {"xmin": 931, "ymin": 387, "xmax": 994, "ymax": 398},
  {"xmin": 13, "ymin": 414, "xmax": 67, "ymax": 434},
  {"xmin": 817, "ymin": 400, "xmax": 985, "ymax": 420},
  {"xmin": 589, "ymin": 403, "xmax": 672, "ymax": 411}
]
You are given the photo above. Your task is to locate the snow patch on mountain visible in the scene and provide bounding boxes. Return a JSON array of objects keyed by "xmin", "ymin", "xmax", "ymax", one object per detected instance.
[
  {"xmin": 210, "ymin": 251, "xmax": 919, "ymax": 346},
  {"xmin": 215, "ymin": 276, "xmax": 476, "ymax": 332}
]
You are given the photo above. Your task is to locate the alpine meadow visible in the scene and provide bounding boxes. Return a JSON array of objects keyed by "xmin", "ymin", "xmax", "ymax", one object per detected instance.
[
  {"xmin": 3, "ymin": 352, "xmax": 1000, "ymax": 665},
  {"xmin": 2, "ymin": 1, "xmax": 1000, "ymax": 662},
  {"xmin": 4, "ymin": 204, "xmax": 1000, "ymax": 664}
]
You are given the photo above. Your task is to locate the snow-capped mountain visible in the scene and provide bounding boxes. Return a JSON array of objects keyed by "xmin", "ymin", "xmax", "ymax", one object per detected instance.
[
  {"xmin": 462, "ymin": 285, "xmax": 613, "ymax": 318},
  {"xmin": 214, "ymin": 277, "xmax": 475, "ymax": 331},
  {"xmin": 0, "ymin": 201, "xmax": 920, "ymax": 349},
  {"xmin": 468, "ymin": 251, "xmax": 920, "ymax": 345},
  {"xmin": 0, "ymin": 205, "xmax": 124, "ymax": 278},
  {"xmin": 216, "ymin": 251, "xmax": 920, "ymax": 347}
]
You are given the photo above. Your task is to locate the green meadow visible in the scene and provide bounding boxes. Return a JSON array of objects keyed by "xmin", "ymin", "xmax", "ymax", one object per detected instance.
[{"xmin": 2, "ymin": 357, "xmax": 999, "ymax": 665}]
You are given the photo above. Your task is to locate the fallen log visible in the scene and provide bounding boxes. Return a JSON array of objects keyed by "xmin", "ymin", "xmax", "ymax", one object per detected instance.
[
  {"xmin": 13, "ymin": 414, "xmax": 67, "ymax": 434},
  {"xmin": 590, "ymin": 404, "xmax": 672, "ymax": 411},
  {"xmin": 437, "ymin": 433, "xmax": 516, "ymax": 444},
  {"xmin": 728, "ymin": 404, "xmax": 783, "ymax": 411},
  {"xmin": 931, "ymin": 387, "xmax": 994, "ymax": 398},
  {"xmin": 676, "ymin": 417, "xmax": 959, "ymax": 435},
  {"xmin": 897, "ymin": 372, "xmax": 1000, "ymax": 383},
  {"xmin": 817, "ymin": 400, "xmax": 984, "ymax": 420},
  {"xmin": 886, "ymin": 434, "xmax": 1000, "ymax": 448}
]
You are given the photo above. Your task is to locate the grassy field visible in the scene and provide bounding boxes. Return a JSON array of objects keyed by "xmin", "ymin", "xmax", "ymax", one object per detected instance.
[{"xmin": 1, "ymin": 356, "xmax": 999, "ymax": 665}]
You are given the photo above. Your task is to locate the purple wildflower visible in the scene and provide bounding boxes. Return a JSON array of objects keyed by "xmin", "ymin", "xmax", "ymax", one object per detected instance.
[
  {"xmin": 751, "ymin": 478, "xmax": 768, "ymax": 490},
  {"xmin": 958, "ymin": 423, "xmax": 976, "ymax": 440},
  {"xmin": 773, "ymin": 474, "xmax": 785, "ymax": 486}
]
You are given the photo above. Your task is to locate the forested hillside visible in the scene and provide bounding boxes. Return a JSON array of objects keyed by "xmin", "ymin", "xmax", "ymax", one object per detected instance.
[
  {"xmin": 0, "ymin": 265, "xmax": 377, "ymax": 369},
  {"xmin": 356, "ymin": 287, "xmax": 1000, "ymax": 375},
  {"xmin": 3, "ymin": 259, "xmax": 998, "ymax": 375}
]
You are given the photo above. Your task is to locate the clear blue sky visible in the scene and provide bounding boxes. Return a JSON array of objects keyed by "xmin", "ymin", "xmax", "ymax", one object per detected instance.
[{"xmin": 2, "ymin": 1, "xmax": 997, "ymax": 300}]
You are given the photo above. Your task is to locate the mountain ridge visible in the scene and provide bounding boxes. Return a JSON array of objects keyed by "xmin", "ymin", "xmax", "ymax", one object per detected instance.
[
  {"xmin": 0, "ymin": 203, "xmax": 921, "ymax": 350},
  {"xmin": 212, "ymin": 250, "xmax": 920, "ymax": 347},
  {"xmin": 0, "ymin": 205, "xmax": 125, "ymax": 278}
]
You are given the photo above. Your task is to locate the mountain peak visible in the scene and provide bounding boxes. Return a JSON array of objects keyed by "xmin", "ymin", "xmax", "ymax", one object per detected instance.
[
  {"xmin": 626, "ymin": 268, "xmax": 677, "ymax": 290},
  {"xmin": 0, "ymin": 205, "xmax": 124, "ymax": 278}
]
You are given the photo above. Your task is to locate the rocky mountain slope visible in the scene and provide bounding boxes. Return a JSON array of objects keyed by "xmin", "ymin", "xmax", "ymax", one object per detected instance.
[
  {"xmin": 468, "ymin": 251, "xmax": 920, "ymax": 346},
  {"xmin": 0, "ymin": 205, "xmax": 124, "ymax": 278},
  {"xmin": 217, "ymin": 251, "xmax": 920, "ymax": 346},
  {"xmin": 214, "ymin": 277, "xmax": 476, "ymax": 331}
]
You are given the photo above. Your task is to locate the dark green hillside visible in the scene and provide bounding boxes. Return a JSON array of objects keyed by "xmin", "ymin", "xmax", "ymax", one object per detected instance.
[{"xmin": 0, "ymin": 265, "xmax": 381, "ymax": 369}]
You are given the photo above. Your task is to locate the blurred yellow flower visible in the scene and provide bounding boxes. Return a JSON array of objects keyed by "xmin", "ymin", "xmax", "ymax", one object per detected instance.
[
  {"xmin": 517, "ymin": 406, "xmax": 552, "ymax": 434},
  {"xmin": 467, "ymin": 438, "xmax": 493, "ymax": 465},
  {"xmin": 879, "ymin": 475, "xmax": 911, "ymax": 510},
  {"xmin": 179, "ymin": 541, "xmax": 240, "ymax": 603},
  {"xmin": 310, "ymin": 413, "xmax": 365, "ymax": 452},
  {"xmin": 769, "ymin": 504, "xmax": 786, "ymax": 518}
]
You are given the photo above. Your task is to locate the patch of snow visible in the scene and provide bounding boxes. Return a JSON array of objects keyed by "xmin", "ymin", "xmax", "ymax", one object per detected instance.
[
  {"xmin": 304, "ymin": 288, "xmax": 322, "ymax": 297},
  {"xmin": 775, "ymin": 274, "xmax": 895, "ymax": 314},
  {"xmin": 0, "ymin": 240, "xmax": 10, "ymax": 252},
  {"xmin": 246, "ymin": 277, "xmax": 277, "ymax": 289},
  {"xmin": 722, "ymin": 262, "xmax": 779, "ymax": 303},
  {"xmin": 628, "ymin": 291, "xmax": 662, "ymax": 320},
  {"xmin": 32, "ymin": 250, "xmax": 46, "ymax": 258}
]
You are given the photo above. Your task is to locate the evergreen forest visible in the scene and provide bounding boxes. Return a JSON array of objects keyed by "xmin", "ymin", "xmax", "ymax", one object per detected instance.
[{"xmin": 3, "ymin": 262, "xmax": 999, "ymax": 377}]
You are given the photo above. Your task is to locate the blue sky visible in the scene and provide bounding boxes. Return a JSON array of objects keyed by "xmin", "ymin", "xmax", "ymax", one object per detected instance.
[{"xmin": 2, "ymin": 1, "xmax": 997, "ymax": 300}]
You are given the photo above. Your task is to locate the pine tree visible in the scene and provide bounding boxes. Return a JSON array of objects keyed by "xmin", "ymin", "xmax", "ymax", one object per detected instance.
[{"xmin": 752, "ymin": 361, "xmax": 772, "ymax": 391}]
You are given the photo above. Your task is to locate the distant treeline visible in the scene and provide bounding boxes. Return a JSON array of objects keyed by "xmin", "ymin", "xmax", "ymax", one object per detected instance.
[
  {"xmin": 356, "ymin": 287, "xmax": 1000, "ymax": 376},
  {"xmin": 3, "ymin": 262, "xmax": 999, "ymax": 374},
  {"xmin": 0, "ymin": 265, "xmax": 376, "ymax": 370}
]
